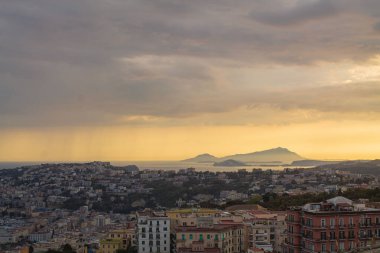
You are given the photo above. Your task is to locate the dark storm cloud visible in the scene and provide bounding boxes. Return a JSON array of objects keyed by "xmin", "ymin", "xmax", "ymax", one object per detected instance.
[{"xmin": 1, "ymin": 0, "xmax": 380, "ymax": 127}]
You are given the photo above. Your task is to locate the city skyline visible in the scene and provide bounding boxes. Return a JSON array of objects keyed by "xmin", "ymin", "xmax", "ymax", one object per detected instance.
[{"xmin": 1, "ymin": 0, "xmax": 380, "ymax": 161}]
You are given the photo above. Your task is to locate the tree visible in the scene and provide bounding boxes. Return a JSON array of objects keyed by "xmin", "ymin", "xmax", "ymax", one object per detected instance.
[
  {"xmin": 61, "ymin": 244, "xmax": 76, "ymax": 253},
  {"xmin": 46, "ymin": 250, "xmax": 61, "ymax": 253},
  {"xmin": 247, "ymin": 195, "xmax": 262, "ymax": 204},
  {"xmin": 127, "ymin": 246, "xmax": 137, "ymax": 253}
]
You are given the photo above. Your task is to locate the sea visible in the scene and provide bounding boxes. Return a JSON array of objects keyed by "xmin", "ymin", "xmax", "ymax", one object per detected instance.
[{"xmin": 0, "ymin": 161, "xmax": 303, "ymax": 172}]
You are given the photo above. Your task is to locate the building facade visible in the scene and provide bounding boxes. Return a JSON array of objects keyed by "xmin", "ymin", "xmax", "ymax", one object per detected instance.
[
  {"xmin": 176, "ymin": 224, "xmax": 245, "ymax": 253},
  {"xmin": 244, "ymin": 210, "xmax": 286, "ymax": 253},
  {"xmin": 283, "ymin": 197, "xmax": 380, "ymax": 253},
  {"xmin": 137, "ymin": 210, "xmax": 171, "ymax": 253}
]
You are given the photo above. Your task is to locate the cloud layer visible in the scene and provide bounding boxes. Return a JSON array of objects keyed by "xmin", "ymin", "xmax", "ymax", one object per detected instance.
[{"xmin": 1, "ymin": 0, "xmax": 380, "ymax": 127}]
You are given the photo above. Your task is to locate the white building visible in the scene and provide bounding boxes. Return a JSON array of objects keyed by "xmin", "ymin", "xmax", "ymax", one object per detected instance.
[
  {"xmin": 29, "ymin": 230, "xmax": 53, "ymax": 242},
  {"xmin": 137, "ymin": 210, "xmax": 170, "ymax": 253}
]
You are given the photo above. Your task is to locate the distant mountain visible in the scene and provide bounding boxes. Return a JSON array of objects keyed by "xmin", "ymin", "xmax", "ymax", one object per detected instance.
[
  {"xmin": 291, "ymin": 160, "xmax": 342, "ymax": 167},
  {"xmin": 182, "ymin": 153, "xmax": 219, "ymax": 163},
  {"xmin": 221, "ymin": 147, "xmax": 304, "ymax": 163},
  {"xmin": 316, "ymin": 160, "xmax": 380, "ymax": 175},
  {"xmin": 182, "ymin": 147, "xmax": 304, "ymax": 164},
  {"xmin": 214, "ymin": 159, "xmax": 247, "ymax": 167}
]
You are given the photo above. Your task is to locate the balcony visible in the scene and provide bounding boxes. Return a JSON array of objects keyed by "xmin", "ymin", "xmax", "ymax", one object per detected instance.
[
  {"xmin": 283, "ymin": 242, "xmax": 302, "ymax": 248},
  {"xmin": 255, "ymin": 232, "xmax": 268, "ymax": 235}
]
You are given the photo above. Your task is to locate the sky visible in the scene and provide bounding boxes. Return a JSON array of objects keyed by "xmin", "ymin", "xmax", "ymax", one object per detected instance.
[{"xmin": 1, "ymin": 0, "xmax": 380, "ymax": 161}]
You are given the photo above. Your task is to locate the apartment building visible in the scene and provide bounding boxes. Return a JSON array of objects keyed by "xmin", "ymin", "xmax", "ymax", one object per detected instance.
[
  {"xmin": 137, "ymin": 210, "xmax": 171, "ymax": 253},
  {"xmin": 108, "ymin": 223, "xmax": 137, "ymax": 246},
  {"xmin": 175, "ymin": 224, "xmax": 245, "ymax": 253},
  {"xmin": 244, "ymin": 210, "xmax": 286, "ymax": 253},
  {"xmin": 99, "ymin": 238, "xmax": 125, "ymax": 253},
  {"xmin": 283, "ymin": 196, "xmax": 380, "ymax": 253}
]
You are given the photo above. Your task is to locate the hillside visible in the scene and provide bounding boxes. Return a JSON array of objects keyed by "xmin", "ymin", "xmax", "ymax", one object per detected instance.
[
  {"xmin": 316, "ymin": 160, "xmax": 380, "ymax": 175},
  {"xmin": 220, "ymin": 147, "xmax": 304, "ymax": 163},
  {"xmin": 213, "ymin": 159, "xmax": 247, "ymax": 167},
  {"xmin": 291, "ymin": 160, "xmax": 342, "ymax": 167},
  {"xmin": 182, "ymin": 147, "xmax": 304, "ymax": 164},
  {"xmin": 182, "ymin": 153, "xmax": 219, "ymax": 163}
]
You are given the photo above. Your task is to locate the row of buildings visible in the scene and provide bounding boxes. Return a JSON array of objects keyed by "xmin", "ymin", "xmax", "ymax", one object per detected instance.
[
  {"xmin": 98, "ymin": 197, "xmax": 380, "ymax": 253},
  {"xmin": 97, "ymin": 207, "xmax": 286, "ymax": 253}
]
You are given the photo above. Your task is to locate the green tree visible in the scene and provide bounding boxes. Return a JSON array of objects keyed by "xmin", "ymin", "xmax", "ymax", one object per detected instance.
[{"xmin": 247, "ymin": 195, "xmax": 262, "ymax": 204}]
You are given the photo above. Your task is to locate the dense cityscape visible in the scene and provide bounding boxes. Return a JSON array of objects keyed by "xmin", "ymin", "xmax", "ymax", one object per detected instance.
[
  {"xmin": 2, "ymin": 162, "xmax": 380, "ymax": 253},
  {"xmin": 2, "ymin": 0, "xmax": 380, "ymax": 253}
]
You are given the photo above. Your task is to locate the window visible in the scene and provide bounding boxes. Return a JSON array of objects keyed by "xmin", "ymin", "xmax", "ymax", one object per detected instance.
[
  {"xmin": 339, "ymin": 242, "xmax": 345, "ymax": 250},
  {"xmin": 190, "ymin": 234, "xmax": 193, "ymax": 240},
  {"xmin": 330, "ymin": 218, "xmax": 335, "ymax": 227},
  {"xmin": 321, "ymin": 232, "xmax": 326, "ymax": 240},
  {"xmin": 321, "ymin": 219, "xmax": 326, "ymax": 228},
  {"xmin": 339, "ymin": 218, "xmax": 344, "ymax": 226},
  {"xmin": 321, "ymin": 243, "xmax": 326, "ymax": 253},
  {"xmin": 330, "ymin": 243, "xmax": 335, "ymax": 252},
  {"xmin": 200, "ymin": 234, "xmax": 203, "ymax": 241},
  {"xmin": 182, "ymin": 234, "xmax": 185, "ymax": 240},
  {"xmin": 207, "ymin": 234, "xmax": 211, "ymax": 240}
]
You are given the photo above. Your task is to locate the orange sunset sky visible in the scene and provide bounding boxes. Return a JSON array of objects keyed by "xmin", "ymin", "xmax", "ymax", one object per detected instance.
[{"xmin": 1, "ymin": 0, "xmax": 380, "ymax": 161}]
